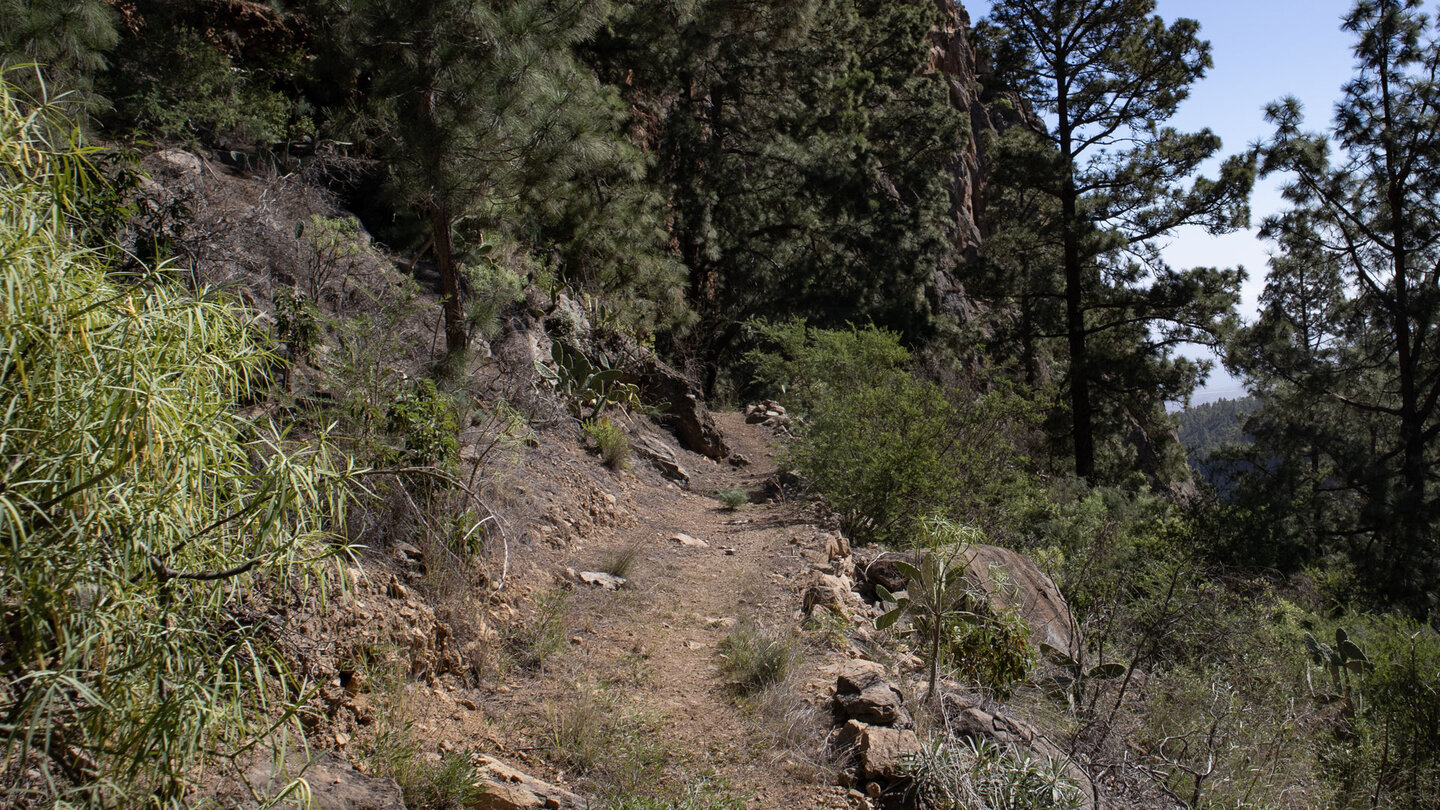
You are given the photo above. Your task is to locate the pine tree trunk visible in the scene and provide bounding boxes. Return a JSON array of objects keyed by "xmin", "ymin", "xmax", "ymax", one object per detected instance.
[
  {"xmin": 1057, "ymin": 85, "xmax": 1095, "ymax": 480},
  {"xmin": 431, "ymin": 203, "xmax": 468, "ymax": 355},
  {"xmin": 1377, "ymin": 39, "xmax": 1428, "ymax": 599}
]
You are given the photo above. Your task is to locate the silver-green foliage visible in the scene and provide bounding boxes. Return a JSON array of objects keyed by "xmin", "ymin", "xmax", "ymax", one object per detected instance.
[
  {"xmin": 875, "ymin": 519, "xmax": 987, "ymax": 700},
  {"xmin": 714, "ymin": 488, "xmax": 748, "ymax": 510},
  {"xmin": 906, "ymin": 736, "xmax": 1088, "ymax": 810},
  {"xmin": 0, "ymin": 83, "xmax": 348, "ymax": 805}
]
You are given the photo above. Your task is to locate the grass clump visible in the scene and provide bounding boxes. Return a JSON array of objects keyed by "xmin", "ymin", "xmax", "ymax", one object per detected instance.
[
  {"xmin": 364, "ymin": 726, "xmax": 484, "ymax": 810},
  {"xmin": 718, "ymin": 621, "xmax": 797, "ymax": 695},
  {"xmin": 714, "ymin": 487, "xmax": 749, "ymax": 510},
  {"xmin": 547, "ymin": 683, "xmax": 670, "ymax": 795},
  {"xmin": 601, "ymin": 777, "xmax": 746, "ymax": 810},
  {"xmin": 601, "ymin": 540, "xmax": 645, "ymax": 578},
  {"xmin": 505, "ymin": 590, "xmax": 570, "ymax": 671},
  {"xmin": 584, "ymin": 416, "xmax": 631, "ymax": 469}
]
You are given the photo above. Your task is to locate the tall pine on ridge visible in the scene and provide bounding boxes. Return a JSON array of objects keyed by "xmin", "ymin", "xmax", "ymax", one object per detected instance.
[
  {"xmin": 592, "ymin": 0, "xmax": 964, "ymax": 387},
  {"xmin": 1231, "ymin": 0, "xmax": 1440, "ymax": 612},
  {"xmin": 980, "ymin": 0, "xmax": 1253, "ymax": 481}
]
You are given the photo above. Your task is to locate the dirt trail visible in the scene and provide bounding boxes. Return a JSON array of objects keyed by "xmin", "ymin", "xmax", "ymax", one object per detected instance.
[{"xmin": 403, "ymin": 412, "xmax": 858, "ymax": 808}]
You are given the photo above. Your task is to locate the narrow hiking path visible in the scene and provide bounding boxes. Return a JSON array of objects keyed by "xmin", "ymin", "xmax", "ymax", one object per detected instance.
[{"xmin": 399, "ymin": 411, "xmax": 862, "ymax": 808}]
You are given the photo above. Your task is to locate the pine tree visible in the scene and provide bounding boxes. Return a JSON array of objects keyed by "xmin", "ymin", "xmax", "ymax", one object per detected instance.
[
  {"xmin": 0, "ymin": 0, "xmax": 116, "ymax": 109},
  {"xmin": 979, "ymin": 0, "xmax": 1253, "ymax": 480},
  {"xmin": 1230, "ymin": 0, "xmax": 1440, "ymax": 611},
  {"xmin": 591, "ymin": 0, "xmax": 964, "ymax": 385},
  {"xmin": 354, "ymin": 0, "xmax": 677, "ymax": 354}
]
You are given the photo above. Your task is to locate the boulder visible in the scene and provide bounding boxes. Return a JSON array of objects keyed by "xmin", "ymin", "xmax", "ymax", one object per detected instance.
[
  {"xmin": 834, "ymin": 665, "xmax": 910, "ymax": 727},
  {"xmin": 958, "ymin": 545, "xmax": 1081, "ymax": 661},
  {"xmin": 672, "ymin": 532, "xmax": 709, "ymax": 548},
  {"xmin": 630, "ymin": 356, "xmax": 728, "ymax": 460},
  {"xmin": 802, "ymin": 572, "xmax": 862, "ymax": 615},
  {"xmin": 153, "ymin": 148, "xmax": 206, "ymax": 174},
  {"xmin": 839, "ymin": 720, "xmax": 921, "ymax": 782},
  {"xmin": 468, "ymin": 755, "xmax": 585, "ymax": 810},
  {"xmin": 853, "ymin": 548, "xmax": 916, "ymax": 601},
  {"xmin": 572, "ymin": 570, "xmax": 626, "ymax": 591}
]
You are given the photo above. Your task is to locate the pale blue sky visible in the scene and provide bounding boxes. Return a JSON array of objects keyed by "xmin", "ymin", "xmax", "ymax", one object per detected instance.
[{"xmin": 961, "ymin": 0, "xmax": 1362, "ymax": 403}]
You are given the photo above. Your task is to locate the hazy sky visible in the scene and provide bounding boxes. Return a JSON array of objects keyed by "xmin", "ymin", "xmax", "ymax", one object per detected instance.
[{"xmin": 960, "ymin": 0, "xmax": 1363, "ymax": 403}]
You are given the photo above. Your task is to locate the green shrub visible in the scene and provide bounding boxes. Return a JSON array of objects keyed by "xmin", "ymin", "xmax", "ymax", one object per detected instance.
[
  {"xmin": 718, "ymin": 622, "xmax": 796, "ymax": 695},
  {"xmin": 714, "ymin": 487, "xmax": 748, "ymax": 510},
  {"xmin": 0, "ymin": 82, "xmax": 345, "ymax": 805},
  {"xmin": 108, "ymin": 24, "xmax": 302, "ymax": 144},
  {"xmin": 788, "ymin": 374, "xmax": 958, "ymax": 543},
  {"xmin": 751, "ymin": 321, "xmax": 1034, "ymax": 545},
  {"xmin": 745, "ymin": 319, "xmax": 911, "ymax": 413},
  {"xmin": 584, "ymin": 417, "xmax": 630, "ymax": 469},
  {"xmin": 1321, "ymin": 615, "xmax": 1440, "ymax": 808},
  {"xmin": 386, "ymin": 377, "xmax": 460, "ymax": 468},
  {"xmin": 946, "ymin": 603, "xmax": 1035, "ymax": 697},
  {"xmin": 275, "ymin": 287, "xmax": 321, "ymax": 383},
  {"xmin": 298, "ymin": 215, "xmax": 369, "ymax": 300}
]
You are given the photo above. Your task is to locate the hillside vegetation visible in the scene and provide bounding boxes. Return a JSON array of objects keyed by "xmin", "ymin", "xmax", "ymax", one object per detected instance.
[{"xmin": 4, "ymin": 1, "xmax": 1440, "ymax": 809}]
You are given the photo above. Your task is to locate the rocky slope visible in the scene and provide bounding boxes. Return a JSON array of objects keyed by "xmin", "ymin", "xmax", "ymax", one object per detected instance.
[{"xmin": 135, "ymin": 116, "xmax": 1112, "ymax": 810}]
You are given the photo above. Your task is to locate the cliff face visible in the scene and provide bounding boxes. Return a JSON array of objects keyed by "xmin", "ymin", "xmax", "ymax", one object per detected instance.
[{"xmin": 927, "ymin": 0, "xmax": 1034, "ymax": 320}]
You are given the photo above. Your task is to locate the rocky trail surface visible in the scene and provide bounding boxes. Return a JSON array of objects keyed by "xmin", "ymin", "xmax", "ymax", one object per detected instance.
[
  {"xmin": 216, "ymin": 403, "xmax": 1090, "ymax": 810},
  {"xmin": 394, "ymin": 410, "xmax": 864, "ymax": 809}
]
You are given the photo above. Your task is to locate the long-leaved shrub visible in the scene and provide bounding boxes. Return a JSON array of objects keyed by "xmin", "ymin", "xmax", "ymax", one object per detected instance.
[{"xmin": 0, "ymin": 79, "xmax": 349, "ymax": 806}]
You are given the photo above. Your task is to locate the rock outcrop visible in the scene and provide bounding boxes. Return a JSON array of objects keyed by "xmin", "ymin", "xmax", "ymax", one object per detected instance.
[
  {"xmin": 926, "ymin": 1, "xmax": 1040, "ymax": 321},
  {"xmin": 629, "ymin": 353, "xmax": 730, "ymax": 460},
  {"xmin": 958, "ymin": 544, "xmax": 1082, "ymax": 661},
  {"xmin": 834, "ymin": 663, "xmax": 912, "ymax": 728},
  {"xmin": 829, "ymin": 661, "xmax": 922, "ymax": 806},
  {"xmin": 468, "ymin": 755, "xmax": 586, "ymax": 810}
]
